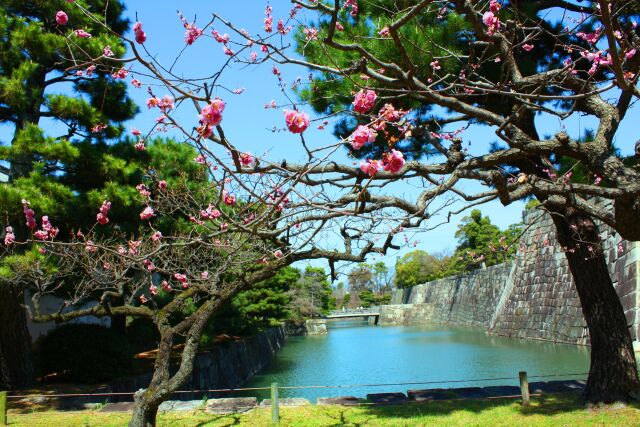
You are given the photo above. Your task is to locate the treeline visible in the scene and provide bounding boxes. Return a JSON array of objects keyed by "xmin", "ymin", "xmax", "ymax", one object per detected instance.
[{"xmin": 394, "ymin": 209, "xmax": 522, "ymax": 288}]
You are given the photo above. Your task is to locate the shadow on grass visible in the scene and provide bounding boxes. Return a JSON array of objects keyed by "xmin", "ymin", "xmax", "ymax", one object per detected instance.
[{"xmin": 356, "ymin": 392, "xmax": 640, "ymax": 422}]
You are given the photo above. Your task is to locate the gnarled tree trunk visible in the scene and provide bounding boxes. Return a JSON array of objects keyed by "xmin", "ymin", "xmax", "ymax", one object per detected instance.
[
  {"xmin": 550, "ymin": 206, "xmax": 640, "ymax": 402},
  {"xmin": 0, "ymin": 284, "xmax": 34, "ymax": 389}
]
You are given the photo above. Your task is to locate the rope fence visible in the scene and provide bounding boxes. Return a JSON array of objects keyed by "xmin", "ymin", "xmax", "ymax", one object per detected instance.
[{"xmin": 4, "ymin": 372, "xmax": 588, "ymax": 400}]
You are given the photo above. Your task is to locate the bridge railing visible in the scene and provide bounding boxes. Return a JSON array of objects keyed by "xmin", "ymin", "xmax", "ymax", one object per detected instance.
[{"xmin": 327, "ymin": 306, "xmax": 381, "ymax": 316}]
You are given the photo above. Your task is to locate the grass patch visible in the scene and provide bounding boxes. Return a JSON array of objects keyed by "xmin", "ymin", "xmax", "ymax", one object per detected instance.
[{"xmin": 7, "ymin": 393, "xmax": 640, "ymax": 426}]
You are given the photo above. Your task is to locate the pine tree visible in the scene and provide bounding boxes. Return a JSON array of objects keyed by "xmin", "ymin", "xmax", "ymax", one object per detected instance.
[{"xmin": 0, "ymin": 0, "xmax": 136, "ymax": 389}]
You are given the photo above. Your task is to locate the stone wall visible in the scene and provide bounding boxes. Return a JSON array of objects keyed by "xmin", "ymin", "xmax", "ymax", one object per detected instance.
[
  {"xmin": 382, "ymin": 263, "xmax": 511, "ymax": 327},
  {"xmin": 110, "ymin": 326, "xmax": 286, "ymax": 400},
  {"xmin": 380, "ymin": 208, "xmax": 640, "ymax": 346},
  {"xmin": 488, "ymin": 210, "xmax": 639, "ymax": 345}
]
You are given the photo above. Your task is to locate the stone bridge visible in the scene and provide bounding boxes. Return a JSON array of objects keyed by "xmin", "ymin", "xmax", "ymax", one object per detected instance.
[{"xmin": 325, "ymin": 307, "xmax": 381, "ymax": 325}]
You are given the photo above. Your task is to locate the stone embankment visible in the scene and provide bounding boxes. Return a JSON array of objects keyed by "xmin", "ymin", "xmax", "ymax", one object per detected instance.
[
  {"xmin": 109, "ymin": 326, "xmax": 287, "ymax": 400},
  {"xmin": 381, "ymin": 209, "xmax": 640, "ymax": 347}
]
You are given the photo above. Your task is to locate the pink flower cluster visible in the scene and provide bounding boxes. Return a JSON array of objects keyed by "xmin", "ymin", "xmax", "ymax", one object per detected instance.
[
  {"xmin": 349, "ymin": 125, "xmax": 377, "ymax": 150},
  {"xmin": 151, "ymin": 230, "xmax": 163, "ymax": 242},
  {"xmin": 133, "ymin": 22, "xmax": 146, "ymax": 44},
  {"xmin": 22, "ymin": 199, "xmax": 36, "ymax": 229},
  {"xmin": 55, "ymin": 11, "xmax": 68, "ymax": 25},
  {"xmin": 146, "ymin": 95, "xmax": 175, "ymax": 113},
  {"xmin": 580, "ymin": 51, "xmax": 612, "ymax": 75},
  {"xmin": 284, "ymin": 110, "xmax": 310, "ymax": 134},
  {"xmin": 96, "ymin": 201, "xmax": 111, "ymax": 225},
  {"xmin": 264, "ymin": 6, "xmax": 273, "ymax": 33},
  {"xmin": 200, "ymin": 204, "xmax": 222, "ymax": 220},
  {"xmin": 4, "ymin": 226, "xmax": 15, "ymax": 246},
  {"xmin": 303, "ymin": 27, "xmax": 318, "ymax": 41},
  {"xmin": 482, "ymin": 1, "xmax": 501, "ymax": 36},
  {"xmin": 382, "ymin": 149, "xmax": 405, "ymax": 174},
  {"xmin": 576, "ymin": 27, "xmax": 602, "ymax": 45},
  {"xmin": 136, "ymin": 183, "xmax": 151, "ymax": 197},
  {"xmin": 174, "ymin": 273, "xmax": 189, "ymax": 289},
  {"xmin": 140, "ymin": 206, "xmax": 155, "ymax": 220},
  {"xmin": 199, "ymin": 98, "xmax": 225, "ymax": 127},
  {"xmin": 239, "ymin": 152, "xmax": 254, "ymax": 167},
  {"xmin": 179, "ymin": 13, "xmax": 203, "ymax": 45},
  {"xmin": 352, "ymin": 89, "xmax": 377, "ymax": 114},
  {"xmin": 343, "ymin": 0, "xmax": 359, "ymax": 17},
  {"xmin": 75, "ymin": 29, "xmax": 91, "ymax": 38},
  {"xmin": 35, "ymin": 216, "xmax": 59, "ymax": 241},
  {"xmin": 359, "ymin": 159, "xmax": 381, "ymax": 176}
]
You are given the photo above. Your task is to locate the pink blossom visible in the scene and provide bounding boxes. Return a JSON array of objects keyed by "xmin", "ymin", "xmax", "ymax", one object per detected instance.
[
  {"xmin": 277, "ymin": 19, "xmax": 291, "ymax": 35},
  {"xmin": 136, "ymin": 183, "xmax": 151, "ymax": 197},
  {"xmin": 103, "ymin": 45, "xmax": 114, "ymax": 57},
  {"xmin": 489, "ymin": 0, "xmax": 501, "ymax": 12},
  {"xmin": 151, "ymin": 231, "xmax": 163, "ymax": 242},
  {"xmin": 75, "ymin": 29, "xmax": 92, "ymax": 38},
  {"xmin": 349, "ymin": 125, "xmax": 377, "ymax": 150},
  {"xmin": 140, "ymin": 206, "xmax": 155, "ymax": 220},
  {"xmin": 131, "ymin": 78, "xmax": 142, "ymax": 88},
  {"xmin": 223, "ymin": 45, "xmax": 234, "ymax": 56},
  {"xmin": 200, "ymin": 271, "xmax": 209, "ymax": 280},
  {"xmin": 522, "ymin": 44, "xmax": 534, "ymax": 52},
  {"xmin": 626, "ymin": 49, "xmax": 637, "ymax": 59},
  {"xmin": 146, "ymin": 97, "xmax": 160, "ymax": 109},
  {"xmin": 91, "ymin": 123, "xmax": 107, "ymax": 133},
  {"xmin": 343, "ymin": 0, "xmax": 359, "ymax": 17},
  {"xmin": 111, "ymin": 67, "xmax": 128, "ymax": 79},
  {"xmin": 22, "ymin": 199, "xmax": 37, "ymax": 229},
  {"xmin": 274, "ymin": 249, "xmax": 283, "ymax": 258},
  {"xmin": 224, "ymin": 194, "xmax": 236, "ymax": 206},
  {"xmin": 143, "ymin": 259, "xmax": 155, "ymax": 271},
  {"xmin": 40, "ymin": 216, "xmax": 58, "ymax": 239},
  {"xmin": 4, "ymin": 226, "xmax": 15, "ymax": 246},
  {"xmin": 352, "ymin": 90, "xmax": 377, "ymax": 114},
  {"xmin": 482, "ymin": 7, "xmax": 500, "ymax": 36},
  {"xmin": 378, "ymin": 27, "xmax": 390, "ymax": 37},
  {"xmin": 382, "ymin": 149, "xmax": 405, "ymax": 174},
  {"xmin": 158, "ymin": 180, "xmax": 167, "ymax": 190},
  {"xmin": 239, "ymin": 152, "xmax": 254, "ymax": 167},
  {"xmin": 135, "ymin": 140, "xmax": 146, "ymax": 151},
  {"xmin": 264, "ymin": 16, "xmax": 273, "ymax": 33},
  {"xmin": 55, "ymin": 11, "xmax": 68, "ymax": 26},
  {"xmin": 149, "ymin": 284, "xmax": 158, "ymax": 296},
  {"xmin": 86, "ymin": 65, "xmax": 96, "ymax": 76},
  {"xmin": 212, "ymin": 30, "xmax": 230, "ymax": 44},
  {"xmin": 128, "ymin": 240, "xmax": 142, "ymax": 255},
  {"xmin": 194, "ymin": 154, "xmax": 208, "ymax": 165},
  {"xmin": 162, "ymin": 280, "xmax": 172, "ymax": 292},
  {"xmin": 131, "ymin": 129, "xmax": 141, "ymax": 136},
  {"xmin": 184, "ymin": 23, "xmax": 203, "ymax": 45},
  {"xmin": 133, "ymin": 22, "xmax": 146, "ymax": 44},
  {"xmin": 117, "ymin": 246, "xmax": 127, "ymax": 256},
  {"xmin": 174, "ymin": 273, "xmax": 188, "ymax": 283},
  {"xmin": 200, "ymin": 99, "xmax": 225, "ymax": 126},
  {"xmin": 139, "ymin": 295, "xmax": 148, "ymax": 304},
  {"xmin": 34, "ymin": 230, "xmax": 48, "ymax": 240},
  {"xmin": 359, "ymin": 159, "xmax": 381, "ymax": 177},
  {"xmin": 430, "ymin": 60, "xmax": 441, "ymax": 71},
  {"xmin": 85, "ymin": 241, "xmax": 97, "ymax": 252},
  {"xmin": 158, "ymin": 95, "xmax": 174, "ymax": 113},
  {"xmin": 220, "ymin": 222, "xmax": 228, "ymax": 231},
  {"xmin": 303, "ymin": 27, "xmax": 318, "ymax": 41},
  {"xmin": 250, "ymin": 52, "xmax": 258, "ymax": 62},
  {"xmin": 96, "ymin": 201, "xmax": 111, "ymax": 225},
  {"xmin": 284, "ymin": 110, "xmax": 310, "ymax": 134}
]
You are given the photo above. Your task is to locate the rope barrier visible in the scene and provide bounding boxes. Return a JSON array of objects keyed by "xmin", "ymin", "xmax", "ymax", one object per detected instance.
[{"xmin": 6, "ymin": 372, "xmax": 587, "ymax": 400}]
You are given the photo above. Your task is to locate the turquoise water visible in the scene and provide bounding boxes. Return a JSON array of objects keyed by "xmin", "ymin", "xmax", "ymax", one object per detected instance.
[{"xmin": 244, "ymin": 320, "xmax": 590, "ymax": 402}]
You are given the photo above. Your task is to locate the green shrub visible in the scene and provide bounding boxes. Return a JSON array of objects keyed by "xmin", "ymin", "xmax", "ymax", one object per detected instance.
[{"xmin": 36, "ymin": 323, "xmax": 132, "ymax": 383}]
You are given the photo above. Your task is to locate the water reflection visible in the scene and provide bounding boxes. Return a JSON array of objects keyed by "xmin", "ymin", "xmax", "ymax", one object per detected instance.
[{"xmin": 244, "ymin": 321, "xmax": 590, "ymax": 402}]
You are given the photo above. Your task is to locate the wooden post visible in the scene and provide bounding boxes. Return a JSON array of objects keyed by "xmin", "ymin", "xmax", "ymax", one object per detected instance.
[
  {"xmin": 271, "ymin": 382, "xmax": 279, "ymax": 424},
  {"xmin": 519, "ymin": 371, "xmax": 530, "ymax": 406},
  {"xmin": 0, "ymin": 391, "xmax": 7, "ymax": 426}
]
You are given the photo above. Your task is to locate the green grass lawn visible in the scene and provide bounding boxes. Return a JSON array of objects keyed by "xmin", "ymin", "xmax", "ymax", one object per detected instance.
[{"xmin": 7, "ymin": 394, "xmax": 640, "ymax": 426}]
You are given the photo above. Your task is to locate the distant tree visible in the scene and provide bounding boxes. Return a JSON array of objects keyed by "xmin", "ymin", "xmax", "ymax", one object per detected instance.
[
  {"xmin": 446, "ymin": 210, "xmax": 521, "ymax": 274},
  {"xmin": 347, "ymin": 263, "xmax": 373, "ymax": 294},
  {"xmin": 370, "ymin": 262, "xmax": 392, "ymax": 294},
  {"xmin": 394, "ymin": 250, "xmax": 448, "ymax": 288}
]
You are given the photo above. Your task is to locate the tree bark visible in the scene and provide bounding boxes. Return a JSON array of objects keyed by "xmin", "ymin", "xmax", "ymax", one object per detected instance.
[
  {"xmin": 0, "ymin": 284, "xmax": 34, "ymax": 389},
  {"xmin": 550, "ymin": 206, "xmax": 640, "ymax": 402}
]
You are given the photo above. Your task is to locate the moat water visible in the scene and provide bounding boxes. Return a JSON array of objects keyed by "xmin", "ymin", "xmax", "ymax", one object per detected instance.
[{"xmin": 244, "ymin": 320, "xmax": 590, "ymax": 402}]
